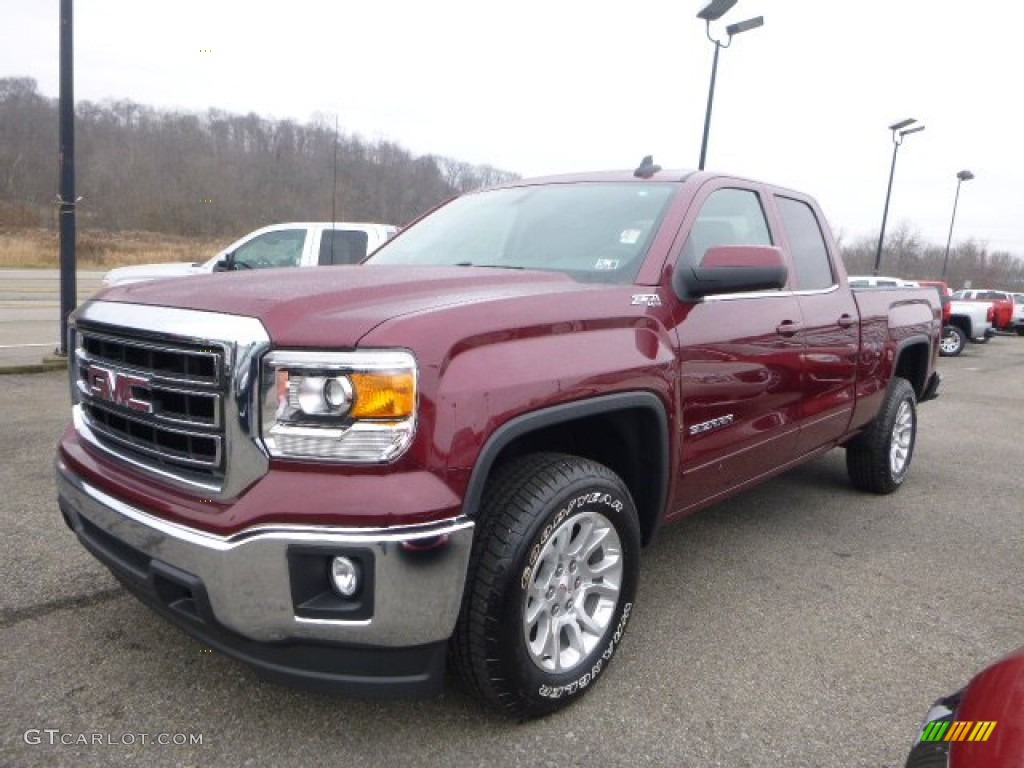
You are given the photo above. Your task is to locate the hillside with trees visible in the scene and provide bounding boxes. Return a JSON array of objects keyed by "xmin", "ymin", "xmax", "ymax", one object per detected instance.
[
  {"xmin": 838, "ymin": 224, "xmax": 1024, "ymax": 290},
  {"xmin": 0, "ymin": 77, "xmax": 517, "ymax": 235},
  {"xmin": 1, "ymin": 76, "xmax": 1022, "ymax": 287}
]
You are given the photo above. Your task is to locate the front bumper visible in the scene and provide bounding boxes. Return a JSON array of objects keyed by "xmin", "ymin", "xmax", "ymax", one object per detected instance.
[{"xmin": 56, "ymin": 458, "xmax": 474, "ymax": 697}]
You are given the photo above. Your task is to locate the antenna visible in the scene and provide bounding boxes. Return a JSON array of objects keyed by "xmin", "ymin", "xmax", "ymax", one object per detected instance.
[
  {"xmin": 330, "ymin": 113, "xmax": 339, "ymax": 263},
  {"xmin": 634, "ymin": 155, "xmax": 662, "ymax": 179}
]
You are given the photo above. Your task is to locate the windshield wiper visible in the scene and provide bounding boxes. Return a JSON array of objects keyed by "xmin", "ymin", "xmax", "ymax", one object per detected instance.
[{"xmin": 453, "ymin": 262, "xmax": 524, "ymax": 269}]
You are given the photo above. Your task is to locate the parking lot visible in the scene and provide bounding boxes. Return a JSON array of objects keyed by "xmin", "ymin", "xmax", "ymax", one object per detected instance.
[{"xmin": 2, "ymin": 338, "xmax": 1021, "ymax": 768}]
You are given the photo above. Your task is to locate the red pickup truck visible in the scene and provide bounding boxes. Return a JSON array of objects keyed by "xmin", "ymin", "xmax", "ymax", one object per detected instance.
[{"xmin": 56, "ymin": 167, "xmax": 941, "ymax": 718}]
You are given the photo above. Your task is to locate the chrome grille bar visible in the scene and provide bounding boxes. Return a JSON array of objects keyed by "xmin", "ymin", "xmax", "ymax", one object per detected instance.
[
  {"xmin": 83, "ymin": 402, "xmax": 223, "ymax": 469},
  {"xmin": 78, "ymin": 330, "xmax": 223, "ymax": 385},
  {"xmin": 69, "ymin": 301, "xmax": 272, "ymax": 499}
]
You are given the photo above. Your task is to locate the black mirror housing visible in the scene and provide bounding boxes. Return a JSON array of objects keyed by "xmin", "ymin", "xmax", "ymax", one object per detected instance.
[{"xmin": 673, "ymin": 244, "xmax": 788, "ymax": 300}]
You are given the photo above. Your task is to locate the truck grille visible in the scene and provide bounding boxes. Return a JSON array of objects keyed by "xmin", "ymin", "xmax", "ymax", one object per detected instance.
[
  {"xmin": 74, "ymin": 329, "xmax": 228, "ymax": 484},
  {"xmin": 70, "ymin": 302, "xmax": 271, "ymax": 499}
]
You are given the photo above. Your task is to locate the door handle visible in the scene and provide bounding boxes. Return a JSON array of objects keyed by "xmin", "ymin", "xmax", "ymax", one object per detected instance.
[
  {"xmin": 775, "ymin": 321, "xmax": 803, "ymax": 337},
  {"xmin": 837, "ymin": 314, "xmax": 855, "ymax": 329}
]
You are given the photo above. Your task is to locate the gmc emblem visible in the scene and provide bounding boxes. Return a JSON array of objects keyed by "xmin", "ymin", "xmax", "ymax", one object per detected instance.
[{"xmin": 86, "ymin": 365, "xmax": 152, "ymax": 413}]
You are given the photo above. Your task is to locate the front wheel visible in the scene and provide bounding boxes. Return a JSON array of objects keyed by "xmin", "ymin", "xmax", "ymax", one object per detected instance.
[
  {"xmin": 938, "ymin": 325, "xmax": 966, "ymax": 356},
  {"xmin": 451, "ymin": 453, "xmax": 641, "ymax": 718},
  {"xmin": 846, "ymin": 377, "xmax": 917, "ymax": 494}
]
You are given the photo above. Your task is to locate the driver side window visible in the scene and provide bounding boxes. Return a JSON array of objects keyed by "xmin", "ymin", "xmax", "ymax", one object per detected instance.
[
  {"xmin": 680, "ymin": 188, "xmax": 772, "ymax": 266},
  {"xmin": 234, "ymin": 229, "xmax": 306, "ymax": 269}
]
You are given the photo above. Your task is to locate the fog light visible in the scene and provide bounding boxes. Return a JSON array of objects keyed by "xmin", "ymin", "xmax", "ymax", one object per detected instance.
[{"xmin": 330, "ymin": 556, "xmax": 360, "ymax": 597}]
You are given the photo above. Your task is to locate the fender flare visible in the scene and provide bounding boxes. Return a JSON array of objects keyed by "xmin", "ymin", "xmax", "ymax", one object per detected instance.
[
  {"xmin": 893, "ymin": 334, "xmax": 934, "ymax": 397},
  {"xmin": 460, "ymin": 392, "xmax": 671, "ymax": 542}
]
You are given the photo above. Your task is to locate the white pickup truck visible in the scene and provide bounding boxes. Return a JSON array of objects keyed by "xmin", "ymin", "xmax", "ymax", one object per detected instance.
[
  {"xmin": 102, "ymin": 222, "xmax": 398, "ymax": 287},
  {"xmin": 943, "ymin": 298, "xmax": 995, "ymax": 355}
]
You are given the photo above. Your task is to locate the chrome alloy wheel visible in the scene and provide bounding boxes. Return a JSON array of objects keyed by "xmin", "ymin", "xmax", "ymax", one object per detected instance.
[
  {"xmin": 523, "ymin": 510, "xmax": 623, "ymax": 673},
  {"xmin": 890, "ymin": 400, "xmax": 914, "ymax": 476},
  {"xmin": 939, "ymin": 332, "xmax": 960, "ymax": 355}
]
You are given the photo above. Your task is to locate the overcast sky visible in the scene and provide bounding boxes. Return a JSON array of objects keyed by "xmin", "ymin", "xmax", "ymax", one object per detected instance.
[{"xmin": 3, "ymin": 0, "xmax": 1022, "ymax": 259}]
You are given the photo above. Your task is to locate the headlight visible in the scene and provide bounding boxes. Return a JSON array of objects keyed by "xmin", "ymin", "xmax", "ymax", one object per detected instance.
[{"xmin": 260, "ymin": 350, "xmax": 417, "ymax": 462}]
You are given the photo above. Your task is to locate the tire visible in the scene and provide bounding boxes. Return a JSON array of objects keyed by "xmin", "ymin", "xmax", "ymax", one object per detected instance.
[
  {"xmin": 451, "ymin": 452, "xmax": 641, "ymax": 718},
  {"xmin": 903, "ymin": 740, "xmax": 949, "ymax": 768},
  {"xmin": 846, "ymin": 377, "xmax": 917, "ymax": 494},
  {"xmin": 938, "ymin": 325, "xmax": 966, "ymax": 356},
  {"xmin": 1016, "ymin": 327, "xmax": 1024, "ymax": 336}
]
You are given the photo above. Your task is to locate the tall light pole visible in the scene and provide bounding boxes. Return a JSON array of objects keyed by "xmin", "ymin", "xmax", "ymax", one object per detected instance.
[
  {"xmin": 941, "ymin": 169, "xmax": 975, "ymax": 280},
  {"xmin": 872, "ymin": 118, "xmax": 925, "ymax": 275},
  {"xmin": 697, "ymin": 0, "xmax": 764, "ymax": 170},
  {"xmin": 57, "ymin": 0, "xmax": 76, "ymax": 357}
]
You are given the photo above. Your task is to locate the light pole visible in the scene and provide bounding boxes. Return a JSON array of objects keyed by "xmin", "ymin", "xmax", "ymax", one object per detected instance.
[
  {"xmin": 697, "ymin": 0, "xmax": 764, "ymax": 170},
  {"xmin": 872, "ymin": 118, "xmax": 925, "ymax": 275},
  {"xmin": 940, "ymin": 170, "xmax": 975, "ymax": 280}
]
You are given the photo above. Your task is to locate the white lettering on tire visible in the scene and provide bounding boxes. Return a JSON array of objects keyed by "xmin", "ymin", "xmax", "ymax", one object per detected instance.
[
  {"xmin": 538, "ymin": 602, "xmax": 632, "ymax": 698},
  {"xmin": 521, "ymin": 491, "xmax": 625, "ymax": 588}
]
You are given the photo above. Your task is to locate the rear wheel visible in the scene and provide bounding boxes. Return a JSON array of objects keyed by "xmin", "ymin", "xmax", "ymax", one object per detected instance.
[
  {"xmin": 451, "ymin": 453, "xmax": 641, "ymax": 718},
  {"xmin": 846, "ymin": 377, "xmax": 917, "ymax": 494},
  {"xmin": 938, "ymin": 325, "xmax": 966, "ymax": 356}
]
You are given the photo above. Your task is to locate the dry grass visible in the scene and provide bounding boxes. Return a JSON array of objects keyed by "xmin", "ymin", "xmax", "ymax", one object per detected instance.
[{"xmin": 0, "ymin": 227, "xmax": 229, "ymax": 269}]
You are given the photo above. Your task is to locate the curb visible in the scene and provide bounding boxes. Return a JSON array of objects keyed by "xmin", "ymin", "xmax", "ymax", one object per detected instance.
[{"xmin": 0, "ymin": 355, "xmax": 68, "ymax": 376}]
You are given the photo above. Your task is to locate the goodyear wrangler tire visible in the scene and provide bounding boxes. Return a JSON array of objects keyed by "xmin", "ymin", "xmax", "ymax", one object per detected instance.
[
  {"xmin": 846, "ymin": 377, "xmax": 917, "ymax": 494},
  {"xmin": 451, "ymin": 453, "xmax": 641, "ymax": 718}
]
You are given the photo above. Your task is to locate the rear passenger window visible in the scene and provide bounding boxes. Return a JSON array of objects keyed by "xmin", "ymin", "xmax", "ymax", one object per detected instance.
[
  {"xmin": 318, "ymin": 230, "xmax": 370, "ymax": 266},
  {"xmin": 681, "ymin": 188, "xmax": 772, "ymax": 266},
  {"xmin": 776, "ymin": 196, "xmax": 834, "ymax": 290}
]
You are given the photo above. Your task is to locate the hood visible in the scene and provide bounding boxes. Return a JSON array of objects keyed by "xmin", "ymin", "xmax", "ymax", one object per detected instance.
[
  {"xmin": 103, "ymin": 261, "xmax": 208, "ymax": 287},
  {"xmin": 95, "ymin": 265, "xmax": 637, "ymax": 348}
]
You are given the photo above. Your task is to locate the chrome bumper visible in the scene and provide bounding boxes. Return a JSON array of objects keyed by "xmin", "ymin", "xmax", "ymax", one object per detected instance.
[{"xmin": 56, "ymin": 458, "xmax": 474, "ymax": 648}]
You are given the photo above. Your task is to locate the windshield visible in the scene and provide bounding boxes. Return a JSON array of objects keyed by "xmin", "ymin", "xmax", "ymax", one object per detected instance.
[{"xmin": 367, "ymin": 182, "xmax": 678, "ymax": 283}]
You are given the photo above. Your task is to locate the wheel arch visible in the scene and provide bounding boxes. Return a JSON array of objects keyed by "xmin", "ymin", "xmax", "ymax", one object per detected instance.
[
  {"xmin": 893, "ymin": 337, "xmax": 932, "ymax": 399},
  {"xmin": 461, "ymin": 392, "xmax": 670, "ymax": 546},
  {"xmin": 947, "ymin": 314, "xmax": 972, "ymax": 336}
]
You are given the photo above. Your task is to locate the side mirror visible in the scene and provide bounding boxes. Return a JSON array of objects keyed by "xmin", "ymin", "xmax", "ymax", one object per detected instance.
[
  {"xmin": 212, "ymin": 251, "xmax": 236, "ymax": 272},
  {"xmin": 673, "ymin": 244, "xmax": 788, "ymax": 300}
]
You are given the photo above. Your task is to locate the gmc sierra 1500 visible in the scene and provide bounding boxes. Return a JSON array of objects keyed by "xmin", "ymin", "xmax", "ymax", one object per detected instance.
[{"xmin": 57, "ymin": 167, "xmax": 941, "ymax": 718}]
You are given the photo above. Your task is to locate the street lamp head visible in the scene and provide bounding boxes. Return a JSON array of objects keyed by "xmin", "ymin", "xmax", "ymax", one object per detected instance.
[
  {"xmin": 888, "ymin": 118, "xmax": 917, "ymax": 131},
  {"xmin": 726, "ymin": 15, "xmax": 764, "ymax": 36},
  {"xmin": 697, "ymin": 0, "xmax": 737, "ymax": 21},
  {"xmin": 899, "ymin": 125, "xmax": 926, "ymax": 137},
  {"xmin": 957, "ymin": 170, "xmax": 975, "ymax": 182}
]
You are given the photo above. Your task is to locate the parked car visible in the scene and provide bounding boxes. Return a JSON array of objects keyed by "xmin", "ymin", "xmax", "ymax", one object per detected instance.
[
  {"xmin": 101, "ymin": 222, "xmax": 398, "ymax": 287},
  {"xmin": 951, "ymin": 289, "xmax": 1015, "ymax": 331},
  {"xmin": 59, "ymin": 166, "xmax": 941, "ymax": 717},
  {"xmin": 1011, "ymin": 293, "xmax": 1024, "ymax": 335},
  {"xmin": 904, "ymin": 649, "xmax": 1024, "ymax": 768}
]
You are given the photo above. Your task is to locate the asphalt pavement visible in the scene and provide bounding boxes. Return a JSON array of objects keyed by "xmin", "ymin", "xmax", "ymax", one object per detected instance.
[{"xmin": 1, "ymin": 309, "xmax": 1021, "ymax": 767}]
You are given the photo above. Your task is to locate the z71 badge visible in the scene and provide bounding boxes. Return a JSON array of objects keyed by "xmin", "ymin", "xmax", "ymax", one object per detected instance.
[{"xmin": 688, "ymin": 414, "xmax": 735, "ymax": 436}]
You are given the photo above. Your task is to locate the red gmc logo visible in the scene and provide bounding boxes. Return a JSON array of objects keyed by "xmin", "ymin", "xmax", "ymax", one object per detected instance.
[{"xmin": 86, "ymin": 365, "xmax": 152, "ymax": 413}]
